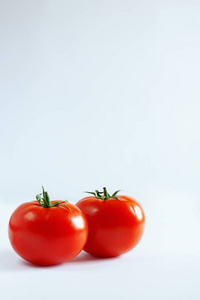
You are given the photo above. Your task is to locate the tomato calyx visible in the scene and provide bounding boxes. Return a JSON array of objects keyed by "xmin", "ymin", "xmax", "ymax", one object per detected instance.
[
  {"xmin": 85, "ymin": 187, "xmax": 121, "ymax": 200},
  {"xmin": 36, "ymin": 186, "xmax": 71, "ymax": 210}
]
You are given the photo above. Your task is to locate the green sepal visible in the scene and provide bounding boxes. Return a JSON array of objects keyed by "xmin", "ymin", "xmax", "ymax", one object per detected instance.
[
  {"xmin": 112, "ymin": 190, "xmax": 121, "ymax": 197},
  {"xmin": 85, "ymin": 187, "xmax": 122, "ymax": 201},
  {"xmin": 85, "ymin": 191, "xmax": 96, "ymax": 196},
  {"xmin": 36, "ymin": 187, "xmax": 71, "ymax": 209},
  {"xmin": 36, "ymin": 193, "xmax": 42, "ymax": 201},
  {"xmin": 62, "ymin": 203, "xmax": 72, "ymax": 211},
  {"xmin": 36, "ymin": 193, "xmax": 44, "ymax": 206},
  {"xmin": 95, "ymin": 190, "xmax": 103, "ymax": 199},
  {"xmin": 50, "ymin": 201, "xmax": 65, "ymax": 207}
]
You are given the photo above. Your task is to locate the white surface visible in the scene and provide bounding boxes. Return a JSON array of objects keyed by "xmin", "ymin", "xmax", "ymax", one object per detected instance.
[
  {"xmin": 0, "ymin": 0, "xmax": 200, "ymax": 299},
  {"xmin": 1, "ymin": 190, "xmax": 200, "ymax": 300}
]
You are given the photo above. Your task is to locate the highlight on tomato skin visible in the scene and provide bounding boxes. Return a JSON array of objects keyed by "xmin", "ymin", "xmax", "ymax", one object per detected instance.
[
  {"xmin": 76, "ymin": 187, "xmax": 145, "ymax": 258},
  {"xmin": 8, "ymin": 186, "xmax": 89, "ymax": 266}
]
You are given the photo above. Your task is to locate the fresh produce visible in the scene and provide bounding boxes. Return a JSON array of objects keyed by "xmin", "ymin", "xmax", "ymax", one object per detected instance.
[
  {"xmin": 76, "ymin": 187, "xmax": 145, "ymax": 257},
  {"xmin": 8, "ymin": 187, "xmax": 88, "ymax": 266}
]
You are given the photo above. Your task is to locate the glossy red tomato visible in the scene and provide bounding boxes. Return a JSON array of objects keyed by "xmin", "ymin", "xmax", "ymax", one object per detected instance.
[
  {"xmin": 8, "ymin": 187, "xmax": 88, "ymax": 266},
  {"xmin": 76, "ymin": 188, "xmax": 145, "ymax": 257}
]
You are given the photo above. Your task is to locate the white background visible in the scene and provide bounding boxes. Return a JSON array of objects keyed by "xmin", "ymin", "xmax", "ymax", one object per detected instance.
[{"xmin": 0, "ymin": 1, "xmax": 200, "ymax": 299}]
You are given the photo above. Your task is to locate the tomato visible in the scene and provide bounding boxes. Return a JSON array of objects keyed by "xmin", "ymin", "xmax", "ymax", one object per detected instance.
[
  {"xmin": 8, "ymin": 187, "xmax": 88, "ymax": 266},
  {"xmin": 76, "ymin": 187, "xmax": 145, "ymax": 257}
]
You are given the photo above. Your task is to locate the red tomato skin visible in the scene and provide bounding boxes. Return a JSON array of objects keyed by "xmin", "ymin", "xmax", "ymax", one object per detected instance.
[
  {"xmin": 76, "ymin": 195, "xmax": 145, "ymax": 257},
  {"xmin": 8, "ymin": 201, "xmax": 88, "ymax": 266}
]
